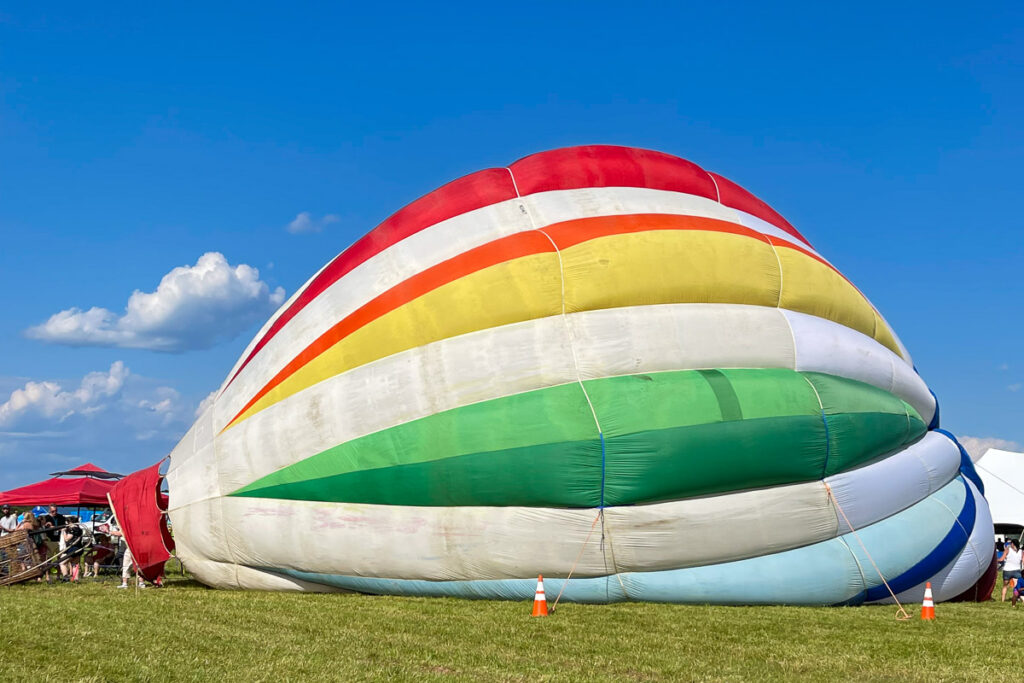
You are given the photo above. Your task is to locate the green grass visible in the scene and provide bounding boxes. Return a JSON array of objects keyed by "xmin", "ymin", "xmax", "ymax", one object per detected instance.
[{"xmin": 0, "ymin": 566, "xmax": 1010, "ymax": 682}]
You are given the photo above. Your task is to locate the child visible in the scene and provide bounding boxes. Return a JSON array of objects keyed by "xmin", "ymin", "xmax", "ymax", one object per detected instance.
[{"xmin": 84, "ymin": 532, "xmax": 114, "ymax": 578}]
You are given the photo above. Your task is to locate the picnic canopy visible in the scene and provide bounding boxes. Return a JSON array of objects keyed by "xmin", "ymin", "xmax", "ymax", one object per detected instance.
[
  {"xmin": 49, "ymin": 463, "xmax": 124, "ymax": 480},
  {"xmin": 0, "ymin": 463, "xmax": 121, "ymax": 507}
]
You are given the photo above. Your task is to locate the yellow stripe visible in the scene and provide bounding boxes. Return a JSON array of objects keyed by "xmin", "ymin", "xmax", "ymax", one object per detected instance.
[
  {"xmin": 232, "ymin": 230, "xmax": 901, "ymax": 426},
  {"xmin": 774, "ymin": 246, "xmax": 898, "ymax": 353},
  {"xmin": 560, "ymin": 229, "xmax": 780, "ymax": 312}
]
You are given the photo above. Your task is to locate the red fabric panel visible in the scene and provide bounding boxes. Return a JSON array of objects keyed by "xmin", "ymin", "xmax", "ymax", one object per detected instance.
[
  {"xmin": 224, "ymin": 167, "xmax": 517, "ymax": 388},
  {"xmin": 0, "ymin": 476, "xmax": 115, "ymax": 506},
  {"xmin": 948, "ymin": 549, "xmax": 998, "ymax": 602},
  {"xmin": 707, "ymin": 172, "xmax": 810, "ymax": 246},
  {"xmin": 509, "ymin": 145, "xmax": 718, "ymax": 200},
  {"xmin": 109, "ymin": 462, "xmax": 174, "ymax": 583}
]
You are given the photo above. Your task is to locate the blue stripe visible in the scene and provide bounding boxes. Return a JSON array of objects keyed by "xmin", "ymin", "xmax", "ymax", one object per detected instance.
[
  {"xmin": 937, "ymin": 428, "xmax": 985, "ymax": 495},
  {"xmin": 862, "ymin": 477, "xmax": 974, "ymax": 601},
  {"xmin": 927, "ymin": 389, "xmax": 941, "ymax": 430}
]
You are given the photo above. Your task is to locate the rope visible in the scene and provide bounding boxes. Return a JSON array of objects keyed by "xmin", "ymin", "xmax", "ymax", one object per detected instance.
[
  {"xmin": 600, "ymin": 509, "xmax": 631, "ymax": 600},
  {"xmin": 825, "ymin": 482, "xmax": 911, "ymax": 620},
  {"xmin": 506, "ymin": 166, "xmax": 621, "ymax": 603},
  {"xmin": 976, "ymin": 463, "xmax": 1024, "ymax": 501},
  {"xmin": 550, "ymin": 511, "xmax": 601, "ymax": 613}
]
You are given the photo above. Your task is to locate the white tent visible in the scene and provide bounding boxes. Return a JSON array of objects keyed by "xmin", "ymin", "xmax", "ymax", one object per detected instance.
[{"xmin": 975, "ymin": 449, "xmax": 1024, "ymax": 528}]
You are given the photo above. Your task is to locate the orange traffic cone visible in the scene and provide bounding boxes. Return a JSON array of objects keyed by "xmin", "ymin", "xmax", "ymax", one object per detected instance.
[
  {"xmin": 920, "ymin": 582, "xmax": 935, "ymax": 620},
  {"xmin": 531, "ymin": 575, "xmax": 549, "ymax": 617}
]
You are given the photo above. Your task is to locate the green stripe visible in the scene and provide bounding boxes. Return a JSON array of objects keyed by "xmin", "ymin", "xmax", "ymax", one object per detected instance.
[
  {"xmin": 232, "ymin": 369, "xmax": 924, "ymax": 507},
  {"xmin": 233, "ymin": 412, "xmax": 924, "ymax": 507}
]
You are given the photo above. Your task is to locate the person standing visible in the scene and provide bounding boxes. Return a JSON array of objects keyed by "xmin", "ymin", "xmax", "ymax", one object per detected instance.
[
  {"xmin": 16, "ymin": 512, "xmax": 48, "ymax": 581},
  {"xmin": 41, "ymin": 505, "xmax": 66, "ymax": 552},
  {"xmin": 0, "ymin": 505, "xmax": 18, "ymax": 536},
  {"xmin": 60, "ymin": 521, "xmax": 86, "ymax": 581},
  {"xmin": 106, "ymin": 517, "xmax": 144, "ymax": 589},
  {"xmin": 39, "ymin": 503, "xmax": 67, "ymax": 582},
  {"xmin": 1001, "ymin": 538, "xmax": 1023, "ymax": 602}
]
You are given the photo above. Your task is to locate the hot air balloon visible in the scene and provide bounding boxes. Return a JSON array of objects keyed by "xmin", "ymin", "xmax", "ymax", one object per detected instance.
[{"xmin": 165, "ymin": 145, "xmax": 993, "ymax": 604}]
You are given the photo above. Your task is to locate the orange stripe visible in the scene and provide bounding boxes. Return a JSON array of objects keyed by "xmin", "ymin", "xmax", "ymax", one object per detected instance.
[{"xmin": 222, "ymin": 214, "xmax": 832, "ymax": 432}]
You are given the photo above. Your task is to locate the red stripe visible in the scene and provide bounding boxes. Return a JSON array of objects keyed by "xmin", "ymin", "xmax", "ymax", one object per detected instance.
[
  {"xmin": 509, "ymin": 145, "xmax": 719, "ymax": 200},
  {"xmin": 708, "ymin": 172, "xmax": 810, "ymax": 246},
  {"xmin": 509, "ymin": 146, "xmax": 810, "ymax": 246},
  {"xmin": 225, "ymin": 146, "xmax": 811, "ymax": 390},
  {"xmin": 222, "ymin": 214, "xmax": 819, "ymax": 431}
]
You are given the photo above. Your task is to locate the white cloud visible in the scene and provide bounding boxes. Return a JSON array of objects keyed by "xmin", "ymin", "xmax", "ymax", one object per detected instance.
[
  {"xmin": 959, "ymin": 435, "xmax": 1023, "ymax": 461},
  {"xmin": 25, "ymin": 252, "xmax": 286, "ymax": 352},
  {"xmin": 286, "ymin": 211, "xmax": 340, "ymax": 234},
  {"xmin": 1008, "ymin": 383, "xmax": 1022, "ymax": 392},
  {"xmin": 0, "ymin": 361, "xmax": 128, "ymax": 427},
  {"xmin": 0, "ymin": 364, "xmax": 199, "ymax": 488}
]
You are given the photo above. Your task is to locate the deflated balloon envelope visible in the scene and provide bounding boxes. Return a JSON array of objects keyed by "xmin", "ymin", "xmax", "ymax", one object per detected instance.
[{"xmin": 165, "ymin": 145, "xmax": 993, "ymax": 604}]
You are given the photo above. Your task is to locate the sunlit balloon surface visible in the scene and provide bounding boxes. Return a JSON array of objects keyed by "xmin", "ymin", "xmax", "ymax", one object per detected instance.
[{"xmin": 166, "ymin": 146, "xmax": 992, "ymax": 604}]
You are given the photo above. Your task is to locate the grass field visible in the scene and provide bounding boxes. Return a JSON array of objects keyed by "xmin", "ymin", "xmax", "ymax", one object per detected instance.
[{"xmin": 0, "ymin": 566, "xmax": 1009, "ymax": 682}]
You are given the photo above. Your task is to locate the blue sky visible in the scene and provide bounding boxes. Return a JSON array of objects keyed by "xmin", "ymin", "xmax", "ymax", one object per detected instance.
[{"xmin": 1, "ymin": 3, "xmax": 1021, "ymax": 487}]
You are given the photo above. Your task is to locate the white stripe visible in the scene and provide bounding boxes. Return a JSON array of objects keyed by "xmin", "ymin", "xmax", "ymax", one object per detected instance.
[
  {"xmin": 784, "ymin": 310, "xmax": 929, "ymax": 420},
  {"xmin": 826, "ymin": 431, "xmax": 958, "ymax": 533}
]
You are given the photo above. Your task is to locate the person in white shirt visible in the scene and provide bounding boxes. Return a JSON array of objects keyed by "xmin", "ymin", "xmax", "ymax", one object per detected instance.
[
  {"xmin": 1001, "ymin": 538, "xmax": 1023, "ymax": 602},
  {"xmin": 0, "ymin": 505, "xmax": 18, "ymax": 536},
  {"xmin": 106, "ymin": 517, "xmax": 144, "ymax": 589}
]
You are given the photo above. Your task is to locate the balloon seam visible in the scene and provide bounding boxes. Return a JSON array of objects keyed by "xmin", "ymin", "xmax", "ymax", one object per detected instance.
[
  {"xmin": 836, "ymin": 534, "xmax": 870, "ymax": 594},
  {"xmin": 706, "ymin": 171, "xmax": 721, "ymax": 202},
  {"xmin": 506, "ymin": 166, "xmax": 606, "ymax": 505},
  {"xmin": 800, "ymin": 374, "xmax": 831, "ymax": 478},
  {"xmin": 764, "ymin": 235, "xmax": 785, "ymax": 309}
]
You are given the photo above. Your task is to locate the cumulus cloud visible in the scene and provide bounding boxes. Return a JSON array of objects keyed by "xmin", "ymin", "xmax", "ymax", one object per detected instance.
[
  {"xmin": 0, "ymin": 361, "xmax": 129, "ymax": 427},
  {"xmin": 0, "ymin": 364, "xmax": 198, "ymax": 488},
  {"xmin": 25, "ymin": 252, "xmax": 286, "ymax": 352},
  {"xmin": 0, "ymin": 362, "xmax": 188, "ymax": 440},
  {"xmin": 286, "ymin": 211, "xmax": 340, "ymax": 234},
  {"xmin": 959, "ymin": 436, "xmax": 1023, "ymax": 461}
]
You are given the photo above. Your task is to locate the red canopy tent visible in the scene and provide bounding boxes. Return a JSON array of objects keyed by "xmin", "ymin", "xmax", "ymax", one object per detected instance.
[
  {"xmin": 49, "ymin": 463, "xmax": 124, "ymax": 480},
  {"xmin": 0, "ymin": 463, "xmax": 120, "ymax": 507}
]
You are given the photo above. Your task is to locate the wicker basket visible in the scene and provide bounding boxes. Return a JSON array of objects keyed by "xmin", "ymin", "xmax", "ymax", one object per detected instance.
[{"xmin": 0, "ymin": 529, "xmax": 44, "ymax": 586}]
